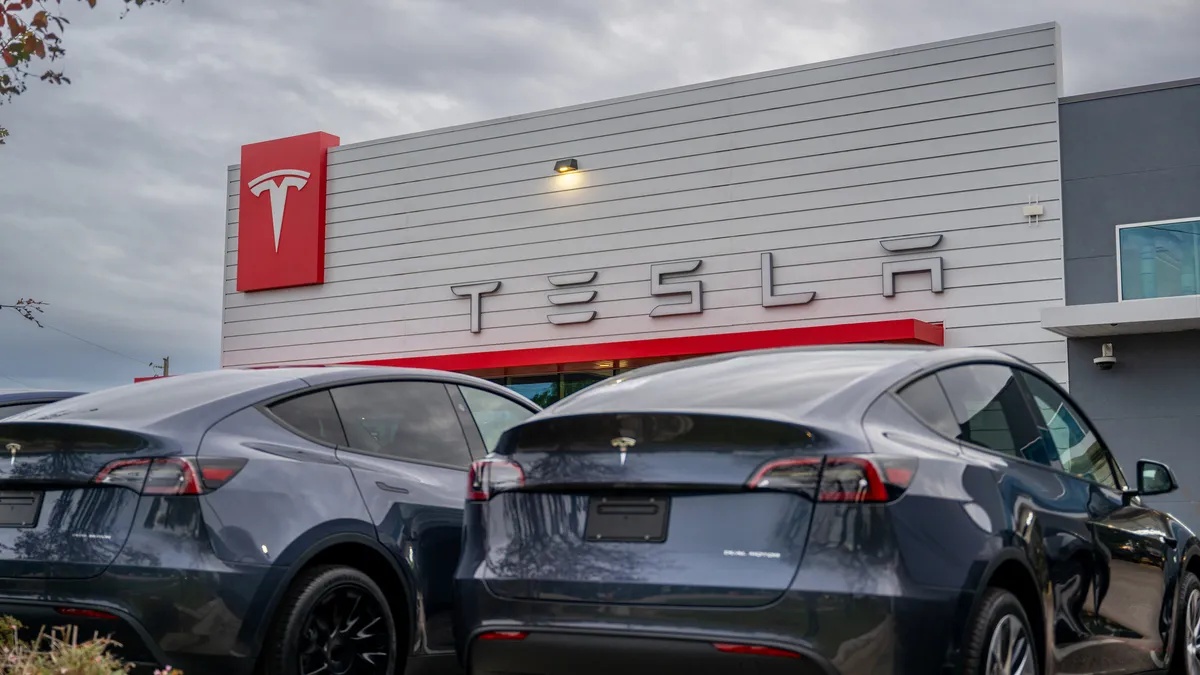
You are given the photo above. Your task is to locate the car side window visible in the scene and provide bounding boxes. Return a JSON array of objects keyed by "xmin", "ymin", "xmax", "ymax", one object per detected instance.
[
  {"xmin": 458, "ymin": 386, "xmax": 536, "ymax": 452},
  {"xmin": 895, "ymin": 375, "xmax": 959, "ymax": 438},
  {"xmin": 935, "ymin": 364, "xmax": 1042, "ymax": 459},
  {"xmin": 1015, "ymin": 370, "xmax": 1120, "ymax": 489},
  {"xmin": 330, "ymin": 381, "xmax": 472, "ymax": 468},
  {"xmin": 267, "ymin": 389, "xmax": 347, "ymax": 446}
]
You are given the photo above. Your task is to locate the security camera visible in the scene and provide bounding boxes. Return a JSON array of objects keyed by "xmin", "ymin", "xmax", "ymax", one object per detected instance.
[{"xmin": 1094, "ymin": 343, "xmax": 1116, "ymax": 370}]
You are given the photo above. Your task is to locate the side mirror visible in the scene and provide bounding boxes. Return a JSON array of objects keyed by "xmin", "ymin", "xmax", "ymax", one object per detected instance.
[{"xmin": 1137, "ymin": 459, "xmax": 1178, "ymax": 497}]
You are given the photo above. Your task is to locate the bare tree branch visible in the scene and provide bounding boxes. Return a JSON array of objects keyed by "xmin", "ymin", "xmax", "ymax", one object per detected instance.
[{"xmin": 1, "ymin": 298, "xmax": 47, "ymax": 327}]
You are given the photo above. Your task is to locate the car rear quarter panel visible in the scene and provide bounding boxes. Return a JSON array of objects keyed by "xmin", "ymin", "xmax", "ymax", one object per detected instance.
[
  {"xmin": 195, "ymin": 405, "xmax": 379, "ymax": 653},
  {"xmin": 861, "ymin": 390, "xmax": 1052, "ymax": 669},
  {"xmin": 197, "ymin": 406, "xmax": 372, "ymax": 566}
]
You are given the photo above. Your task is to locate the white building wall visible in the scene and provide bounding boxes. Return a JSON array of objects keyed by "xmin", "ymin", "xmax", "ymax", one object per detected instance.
[{"xmin": 222, "ymin": 23, "xmax": 1067, "ymax": 384}]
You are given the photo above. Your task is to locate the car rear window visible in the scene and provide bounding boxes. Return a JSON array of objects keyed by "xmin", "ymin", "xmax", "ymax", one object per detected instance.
[{"xmin": 510, "ymin": 413, "xmax": 823, "ymax": 453}]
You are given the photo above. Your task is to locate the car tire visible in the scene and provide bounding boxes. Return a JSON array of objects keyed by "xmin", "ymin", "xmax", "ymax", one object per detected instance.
[
  {"xmin": 962, "ymin": 587, "xmax": 1038, "ymax": 675},
  {"xmin": 1171, "ymin": 570, "xmax": 1200, "ymax": 675},
  {"xmin": 260, "ymin": 565, "xmax": 399, "ymax": 675}
]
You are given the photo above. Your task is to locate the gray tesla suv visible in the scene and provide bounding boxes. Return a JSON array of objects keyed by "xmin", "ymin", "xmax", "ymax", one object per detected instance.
[
  {"xmin": 454, "ymin": 346, "xmax": 1200, "ymax": 675},
  {"xmin": 0, "ymin": 366, "xmax": 538, "ymax": 674}
]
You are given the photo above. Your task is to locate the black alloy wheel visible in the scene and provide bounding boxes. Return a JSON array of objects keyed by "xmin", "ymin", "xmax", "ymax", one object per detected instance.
[{"xmin": 261, "ymin": 565, "xmax": 399, "ymax": 675}]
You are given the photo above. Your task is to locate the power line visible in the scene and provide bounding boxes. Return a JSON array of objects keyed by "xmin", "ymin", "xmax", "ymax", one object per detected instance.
[
  {"xmin": 40, "ymin": 323, "xmax": 150, "ymax": 368},
  {"xmin": 0, "ymin": 373, "xmax": 33, "ymax": 388},
  {"xmin": 4, "ymin": 308, "xmax": 156, "ymax": 373}
]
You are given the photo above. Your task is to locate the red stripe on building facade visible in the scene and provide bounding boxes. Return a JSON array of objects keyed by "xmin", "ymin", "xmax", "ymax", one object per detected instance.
[{"xmin": 345, "ymin": 319, "xmax": 943, "ymax": 372}]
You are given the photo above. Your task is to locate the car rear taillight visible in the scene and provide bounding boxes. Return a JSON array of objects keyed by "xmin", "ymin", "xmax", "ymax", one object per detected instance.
[
  {"xmin": 56, "ymin": 607, "xmax": 118, "ymax": 620},
  {"xmin": 196, "ymin": 457, "xmax": 248, "ymax": 490},
  {"xmin": 94, "ymin": 457, "xmax": 246, "ymax": 495},
  {"xmin": 712, "ymin": 642, "xmax": 801, "ymax": 659},
  {"xmin": 468, "ymin": 458, "xmax": 524, "ymax": 502},
  {"xmin": 477, "ymin": 631, "xmax": 528, "ymax": 641},
  {"xmin": 748, "ymin": 455, "xmax": 916, "ymax": 503}
]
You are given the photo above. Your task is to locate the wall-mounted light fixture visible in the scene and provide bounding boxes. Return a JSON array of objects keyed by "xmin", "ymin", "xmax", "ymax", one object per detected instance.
[{"xmin": 554, "ymin": 158, "xmax": 579, "ymax": 174}]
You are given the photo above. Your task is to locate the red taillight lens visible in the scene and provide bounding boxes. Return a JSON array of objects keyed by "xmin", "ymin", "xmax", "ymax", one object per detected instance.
[
  {"xmin": 94, "ymin": 457, "xmax": 246, "ymax": 495},
  {"xmin": 478, "ymin": 631, "xmax": 528, "ymax": 641},
  {"xmin": 56, "ymin": 607, "xmax": 118, "ymax": 620},
  {"xmin": 468, "ymin": 458, "xmax": 524, "ymax": 502},
  {"xmin": 748, "ymin": 455, "xmax": 916, "ymax": 503},
  {"xmin": 196, "ymin": 457, "xmax": 248, "ymax": 490},
  {"xmin": 712, "ymin": 642, "xmax": 801, "ymax": 659}
]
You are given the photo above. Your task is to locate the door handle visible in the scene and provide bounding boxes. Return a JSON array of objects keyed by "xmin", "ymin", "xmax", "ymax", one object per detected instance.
[{"xmin": 376, "ymin": 481, "xmax": 410, "ymax": 495}]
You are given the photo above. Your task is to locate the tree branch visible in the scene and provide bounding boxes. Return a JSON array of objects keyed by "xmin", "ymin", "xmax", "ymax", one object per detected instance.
[
  {"xmin": 1, "ymin": 298, "xmax": 48, "ymax": 327},
  {"xmin": 1, "ymin": 0, "xmax": 180, "ymax": 143}
]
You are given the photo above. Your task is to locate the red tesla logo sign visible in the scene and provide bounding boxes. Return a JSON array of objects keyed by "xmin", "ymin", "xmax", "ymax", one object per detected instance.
[{"xmin": 236, "ymin": 131, "xmax": 340, "ymax": 292}]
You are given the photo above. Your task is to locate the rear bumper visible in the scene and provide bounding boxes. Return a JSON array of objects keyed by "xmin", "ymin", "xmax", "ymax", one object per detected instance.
[
  {"xmin": 455, "ymin": 578, "xmax": 967, "ymax": 675},
  {"xmin": 470, "ymin": 630, "xmax": 832, "ymax": 675},
  {"xmin": 0, "ymin": 600, "xmax": 163, "ymax": 668},
  {"xmin": 0, "ymin": 560, "xmax": 274, "ymax": 675}
]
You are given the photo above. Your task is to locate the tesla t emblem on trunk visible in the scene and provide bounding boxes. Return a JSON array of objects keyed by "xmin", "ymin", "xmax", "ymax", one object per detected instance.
[
  {"xmin": 6, "ymin": 443, "xmax": 18, "ymax": 465},
  {"xmin": 611, "ymin": 437, "xmax": 636, "ymax": 466}
]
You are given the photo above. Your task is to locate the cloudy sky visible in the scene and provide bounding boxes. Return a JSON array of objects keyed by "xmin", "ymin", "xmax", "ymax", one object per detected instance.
[{"xmin": 1, "ymin": 0, "xmax": 1197, "ymax": 392}]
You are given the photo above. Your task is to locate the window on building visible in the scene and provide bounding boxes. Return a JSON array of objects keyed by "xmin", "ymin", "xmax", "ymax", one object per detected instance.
[
  {"xmin": 329, "ymin": 381, "xmax": 472, "ymax": 468},
  {"xmin": 1118, "ymin": 218, "xmax": 1200, "ymax": 300},
  {"xmin": 493, "ymin": 371, "xmax": 615, "ymax": 407},
  {"xmin": 562, "ymin": 372, "xmax": 609, "ymax": 399},
  {"xmin": 506, "ymin": 376, "xmax": 560, "ymax": 408}
]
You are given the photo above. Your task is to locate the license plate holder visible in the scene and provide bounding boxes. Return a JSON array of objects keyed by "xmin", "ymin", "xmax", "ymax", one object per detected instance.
[
  {"xmin": 584, "ymin": 495, "xmax": 669, "ymax": 543},
  {"xmin": 0, "ymin": 491, "xmax": 42, "ymax": 528}
]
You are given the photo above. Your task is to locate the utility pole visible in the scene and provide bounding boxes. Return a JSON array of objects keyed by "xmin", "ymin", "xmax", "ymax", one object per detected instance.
[{"xmin": 150, "ymin": 357, "xmax": 170, "ymax": 377}]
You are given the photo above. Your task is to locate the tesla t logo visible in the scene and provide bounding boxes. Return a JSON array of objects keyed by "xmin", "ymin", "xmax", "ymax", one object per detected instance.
[
  {"xmin": 247, "ymin": 169, "xmax": 310, "ymax": 252},
  {"xmin": 6, "ymin": 443, "xmax": 19, "ymax": 465},
  {"xmin": 236, "ymin": 131, "xmax": 340, "ymax": 293},
  {"xmin": 611, "ymin": 437, "xmax": 636, "ymax": 466}
]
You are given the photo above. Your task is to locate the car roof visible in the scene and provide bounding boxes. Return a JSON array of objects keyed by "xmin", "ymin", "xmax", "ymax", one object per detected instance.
[
  {"xmin": 1, "ymin": 365, "xmax": 533, "ymax": 449},
  {"xmin": 0, "ymin": 389, "xmax": 84, "ymax": 405},
  {"xmin": 2, "ymin": 369, "xmax": 312, "ymax": 429},
  {"xmin": 244, "ymin": 365, "xmax": 534, "ymax": 404},
  {"xmin": 281, "ymin": 365, "xmax": 521, "ymax": 393},
  {"xmin": 541, "ymin": 344, "xmax": 1029, "ymax": 427}
]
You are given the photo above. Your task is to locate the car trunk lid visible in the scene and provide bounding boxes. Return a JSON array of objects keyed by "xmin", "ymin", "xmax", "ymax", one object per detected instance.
[
  {"xmin": 473, "ymin": 413, "xmax": 837, "ymax": 608},
  {"xmin": 0, "ymin": 422, "xmax": 169, "ymax": 579}
]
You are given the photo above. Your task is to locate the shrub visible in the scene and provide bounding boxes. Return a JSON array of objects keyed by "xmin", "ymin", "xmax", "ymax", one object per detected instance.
[{"xmin": 0, "ymin": 616, "xmax": 182, "ymax": 675}]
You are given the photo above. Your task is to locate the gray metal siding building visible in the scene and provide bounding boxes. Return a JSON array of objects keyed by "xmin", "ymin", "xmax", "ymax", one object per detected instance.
[
  {"xmin": 222, "ymin": 23, "xmax": 1068, "ymax": 400},
  {"xmin": 1043, "ymin": 78, "xmax": 1200, "ymax": 527}
]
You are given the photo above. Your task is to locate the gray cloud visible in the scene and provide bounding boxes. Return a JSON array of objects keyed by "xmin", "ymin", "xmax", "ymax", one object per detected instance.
[{"xmin": 1, "ymin": 0, "xmax": 1196, "ymax": 391}]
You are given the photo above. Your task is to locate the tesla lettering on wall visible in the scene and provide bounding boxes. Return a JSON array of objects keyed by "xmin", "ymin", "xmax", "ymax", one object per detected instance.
[
  {"xmin": 236, "ymin": 132, "xmax": 340, "ymax": 293},
  {"xmin": 451, "ymin": 235, "xmax": 946, "ymax": 333}
]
